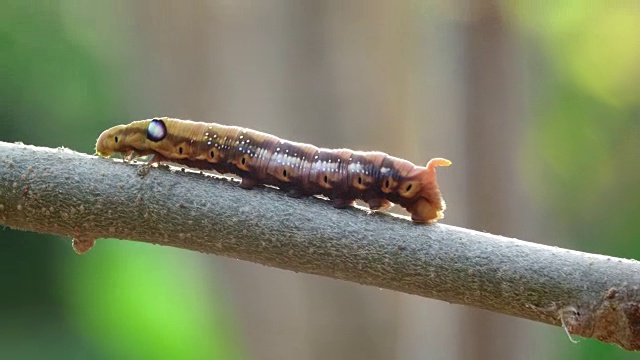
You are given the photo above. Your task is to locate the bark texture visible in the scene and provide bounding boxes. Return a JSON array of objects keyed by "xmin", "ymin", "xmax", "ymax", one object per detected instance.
[{"xmin": 1, "ymin": 141, "xmax": 640, "ymax": 350}]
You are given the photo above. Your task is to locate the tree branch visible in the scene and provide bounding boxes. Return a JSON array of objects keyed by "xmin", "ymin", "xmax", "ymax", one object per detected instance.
[{"xmin": 2, "ymin": 141, "xmax": 640, "ymax": 350}]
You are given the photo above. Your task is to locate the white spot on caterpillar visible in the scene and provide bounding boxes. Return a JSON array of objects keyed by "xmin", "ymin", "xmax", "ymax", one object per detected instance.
[
  {"xmin": 213, "ymin": 134, "xmax": 217, "ymax": 138},
  {"xmin": 208, "ymin": 141, "xmax": 212, "ymax": 145},
  {"xmin": 239, "ymin": 135, "xmax": 244, "ymax": 139},
  {"xmin": 205, "ymin": 132, "xmax": 209, "ymax": 136},
  {"xmin": 314, "ymin": 155, "xmax": 319, "ymax": 159},
  {"xmin": 246, "ymin": 139, "xmax": 250, "ymax": 143},
  {"xmin": 276, "ymin": 147, "xmax": 280, "ymax": 151}
]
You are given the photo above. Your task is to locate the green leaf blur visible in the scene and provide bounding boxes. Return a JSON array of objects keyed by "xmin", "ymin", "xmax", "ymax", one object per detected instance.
[
  {"xmin": 59, "ymin": 241, "xmax": 242, "ymax": 360},
  {"xmin": 0, "ymin": 2, "xmax": 243, "ymax": 359},
  {"xmin": 3, "ymin": 0, "xmax": 640, "ymax": 357},
  {"xmin": 508, "ymin": 1, "xmax": 640, "ymax": 358}
]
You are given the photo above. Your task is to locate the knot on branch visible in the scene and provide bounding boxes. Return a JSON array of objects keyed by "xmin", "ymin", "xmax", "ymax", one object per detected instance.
[{"xmin": 562, "ymin": 286, "xmax": 640, "ymax": 351}]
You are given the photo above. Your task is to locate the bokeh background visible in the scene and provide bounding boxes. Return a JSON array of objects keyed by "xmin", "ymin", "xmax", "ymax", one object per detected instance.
[{"xmin": 2, "ymin": 1, "xmax": 640, "ymax": 359}]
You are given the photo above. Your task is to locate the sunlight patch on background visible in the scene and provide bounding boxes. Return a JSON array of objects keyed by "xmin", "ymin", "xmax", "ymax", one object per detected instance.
[{"xmin": 506, "ymin": 0, "xmax": 640, "ymax": 106}]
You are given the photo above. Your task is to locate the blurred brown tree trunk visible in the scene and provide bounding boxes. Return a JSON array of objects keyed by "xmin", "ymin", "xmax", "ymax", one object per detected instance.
[
  {"xmin": 459, "ymin": 1, "xmax": 537, "ymax": 359},
  {"xmin": 128, "ymin": 0, "xmax": 541, "ymax": 359}
]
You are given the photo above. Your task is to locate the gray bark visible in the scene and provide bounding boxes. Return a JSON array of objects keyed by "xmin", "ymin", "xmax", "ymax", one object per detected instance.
[{"xmin": 1, "ymin": 141, "xmax": 640, "ymax": 351}]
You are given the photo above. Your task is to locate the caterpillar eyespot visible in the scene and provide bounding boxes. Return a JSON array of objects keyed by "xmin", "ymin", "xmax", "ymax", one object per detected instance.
[
  {"xmin": 236, "ymin": 154, "xmax": 251, "ymax": 171},
  {"xmin": 95, "ymin": 117, "xmax": 451, "ymax": 223},
  {"xmin": 147, "ymin": 118, "xmax": 167, "ymax": 142}
]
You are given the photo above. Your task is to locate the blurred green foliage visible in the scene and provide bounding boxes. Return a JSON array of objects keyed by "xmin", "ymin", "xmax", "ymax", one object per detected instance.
[
  {"xmin": 508, "ymin": 1, "xmax": 640, "ymax": 358},
  {"xmin": 60, "ymin": 242, "xmax": 242, "ymax": 359},
  {"xmin": 2, "ymin": 0, "xmax": 639, "ymax": 358},
  {"xmin": 1, "ymin": 1, "xmax": 121, "ymax": 150},
  {"xmin": 1, "ymin": 2, "xmax": 243, "ymax": 359}
]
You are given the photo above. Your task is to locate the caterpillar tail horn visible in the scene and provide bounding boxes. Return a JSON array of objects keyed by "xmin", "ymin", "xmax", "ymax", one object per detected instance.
[{"xmin": 408, "ymin": 158, "xmax": 451, "ymax": 223}]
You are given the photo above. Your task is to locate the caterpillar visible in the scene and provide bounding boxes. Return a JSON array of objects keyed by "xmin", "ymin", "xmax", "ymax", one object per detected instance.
[{"xmin": 95, "ymin": 117, "xmax": 451, "ymax": 223}]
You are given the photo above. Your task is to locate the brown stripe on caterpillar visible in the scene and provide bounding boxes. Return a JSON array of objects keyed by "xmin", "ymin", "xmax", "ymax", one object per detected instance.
[{"xmin": 96, "ymin": 117, "xmax": 451, "ymax": 223}]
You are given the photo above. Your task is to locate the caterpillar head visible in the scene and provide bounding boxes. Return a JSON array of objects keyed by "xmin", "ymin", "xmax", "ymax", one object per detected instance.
[
  {"xmin": 96, "ymin": 124, "xmax": 127, "ymax": 157},
  {"xmin": 96, "ymin": 118, "xmax": 168, "ymax": 158}
]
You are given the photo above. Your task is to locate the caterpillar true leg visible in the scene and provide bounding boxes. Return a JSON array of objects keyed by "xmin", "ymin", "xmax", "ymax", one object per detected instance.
[
  {"xmin": 146, "ymin": 154, "xmax": 167, "ymax": 166},
  {"xmin": 122, "ymin": 151, "xmax": 136, "ymax": 162}
]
